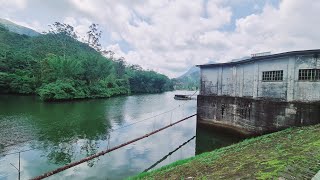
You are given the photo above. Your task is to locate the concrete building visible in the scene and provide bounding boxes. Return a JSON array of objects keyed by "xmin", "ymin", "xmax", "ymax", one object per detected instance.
[{"xmin": 197, "ymin": 49, "xmax": 320, "ymax": 135}]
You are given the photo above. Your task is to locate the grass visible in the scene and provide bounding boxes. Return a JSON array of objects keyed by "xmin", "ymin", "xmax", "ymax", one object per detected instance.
[{"xmin": 129, "ymin": 125, "xmax": 320, "ymax": 180}]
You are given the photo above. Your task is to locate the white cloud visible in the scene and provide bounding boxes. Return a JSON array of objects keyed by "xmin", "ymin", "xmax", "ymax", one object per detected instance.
[
  {"xmin": 232, "ymin": 0, "xmax": 320, "ymax": 54},
  {"xmin": 1, "ymin": 0, "xmax": 320, "ymax": 77},
  {"xmin": 0, "ymin": 0, "xmax": 27, "ymax": 10}
]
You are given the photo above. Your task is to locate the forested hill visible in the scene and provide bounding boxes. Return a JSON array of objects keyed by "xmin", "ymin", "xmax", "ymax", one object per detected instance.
[{"xmin": 0, "ymin": 24, "xmax": 173, "ymax": 101}]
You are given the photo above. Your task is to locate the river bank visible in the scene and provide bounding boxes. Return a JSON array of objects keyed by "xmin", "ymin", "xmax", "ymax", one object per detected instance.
[{"xmin": 131, "ymin": 124, "xmax": 320, "ymax": 179}]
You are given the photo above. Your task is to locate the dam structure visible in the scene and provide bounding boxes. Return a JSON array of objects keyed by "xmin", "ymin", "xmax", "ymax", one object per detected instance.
[{"xmin": 197, "ymin": 49, "xmax": 320, "ymax": 135}]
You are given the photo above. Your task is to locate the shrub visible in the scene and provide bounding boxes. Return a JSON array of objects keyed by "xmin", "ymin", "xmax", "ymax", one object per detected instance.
[{"xmin": 37, "ymin": 80, "xmax": 77, "ymax": 101}]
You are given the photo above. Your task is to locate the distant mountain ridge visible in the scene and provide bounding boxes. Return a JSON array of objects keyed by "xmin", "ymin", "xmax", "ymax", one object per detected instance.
[
  {"xmin": 0, "ymin": 18, "xmax": 40, "ymax": 37},
  {"xmin": 173, "ymin": 61, "xmax": 216, "ymax": 90},
  {"xmin": 177, "ymin": 66, "xmax": 199, "ymax": 79}
]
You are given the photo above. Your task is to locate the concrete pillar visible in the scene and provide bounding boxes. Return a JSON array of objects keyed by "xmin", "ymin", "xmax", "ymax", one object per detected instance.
[
  {"xmin": 253, "ymin": 62, "xmax": 259, "ymax": 98},
  {"xmin": 239, "ymin": 66, "xmax": 244, "ymax": 97},
  {"xmin": 286, "ymin": 57, "xmax": 296, "ymax": 101},
  {"xmin": 218, "ymin": 66, "xmax": 223, "ymax": 95},
  {"xmin": 232, "ymin": 66, "xmax": 237, "ymax": 97}
]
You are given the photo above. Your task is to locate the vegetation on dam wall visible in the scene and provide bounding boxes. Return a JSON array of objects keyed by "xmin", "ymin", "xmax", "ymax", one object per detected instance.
[{"xmin": 130, "ymin": 124, "xmax": 320, "ymax": 179}]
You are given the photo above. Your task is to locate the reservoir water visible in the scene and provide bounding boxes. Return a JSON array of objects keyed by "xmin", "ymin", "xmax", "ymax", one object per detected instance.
[{"xmin": 0, "ymin": 91, "xmax": 242, "ymax": 180}]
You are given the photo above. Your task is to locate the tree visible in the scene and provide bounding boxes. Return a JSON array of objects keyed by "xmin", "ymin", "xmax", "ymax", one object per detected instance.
[
  {"xmin": 114, "ymin": 57, "xmax": 126, "ymax": 78},
  {"xmin": 0, "ymin": 21, "xmax": 173, "ymax": 101},
  {"xmin": 101, "ymin": 50, "xmax": 115, "ymax": 59},
  {"xmin": 47, "ymin": 22, "xmax": 78, "ymax": 60},
  {"xmin": 47, "ymin": 22, "xmax": 78, "ymax": 39},
  {"xmin": 87, "ymin": 23, "xmax": 102, "ymax": 51}
]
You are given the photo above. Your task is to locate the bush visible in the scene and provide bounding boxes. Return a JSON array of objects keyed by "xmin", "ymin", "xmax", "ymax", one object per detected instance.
[
  {"xmin": 37, "ymin": 80, "xmax": 77, "ymax": 101},
  {"xmin": 0, "ymin": 72, "xmax": 11, "ymax": 93},
  {"xmin": 9, "ymin": 75, "xmax": 35, "ymax": 94},
  {"xmin": 0, "ymin": 72, "xmax": 35, "ymax": 94}
]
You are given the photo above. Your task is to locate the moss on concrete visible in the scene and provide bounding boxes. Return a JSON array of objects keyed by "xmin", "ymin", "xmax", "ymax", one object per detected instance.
[{"xmin": 129, "ymin": 125, "xmax": 320, "ymax": 180}]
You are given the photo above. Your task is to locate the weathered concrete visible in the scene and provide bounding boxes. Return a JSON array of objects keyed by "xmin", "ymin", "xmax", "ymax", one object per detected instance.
[
  {"xmin": 199, "ymin": 50, "xmax": 320, "ymax": 102},
  {"xmin": 197, "ymin": 95, "xmax": 320, "ymax": 135},
  {"xmin": 198, "ymin": 50, "xmax": 320, "ymax": 134}
]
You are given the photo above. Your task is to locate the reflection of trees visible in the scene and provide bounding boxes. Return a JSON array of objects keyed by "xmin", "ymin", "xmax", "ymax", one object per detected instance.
[
  {"xmin": 104, "ymin": 96, "xmax": 128, "ymax": 126},
  {"xmin": 34, "ymin": 99, "xmax": 123, "ymax": 165},
  {"xmin": 1, "ymin": 96, "xmax": 127, "ymax": 165},
  {"xmin": 47, "ymin": 144, "xmax": 75, "ymax": 165},
  {"xmin": 80, "ymin": 139, "xmax": 100, "ymax": 167},
  {"xmin": 44, "ymin": 139, "xmax": 101, "ymax": 166},
  {"xmin": 36, "ymin": 100, "xmax": 111, "ymax": 141}
]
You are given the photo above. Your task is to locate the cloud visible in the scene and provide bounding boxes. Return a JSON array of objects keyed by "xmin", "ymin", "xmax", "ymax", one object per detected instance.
[
  {"xmin": 0, "ymin": 0, "xmax": 27, "ymax": 10},
  {"xmin": 232, "ymin": 0, "xmax": 320, "ymax": 54},
  {"xmin": 1, "ymin": 0, "xmax": 320, "ymax": 77}
]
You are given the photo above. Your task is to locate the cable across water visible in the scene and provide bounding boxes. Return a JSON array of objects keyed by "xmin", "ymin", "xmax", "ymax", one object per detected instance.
[
  {"xmin": 31, "ymin": 114, "xmax": 197, "ymax": 180},
  {"xmin": 0, "ymin": 96, "xmax": 197, "ymax": 157}
]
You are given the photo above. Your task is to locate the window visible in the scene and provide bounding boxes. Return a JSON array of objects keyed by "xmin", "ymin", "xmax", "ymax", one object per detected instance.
[
  {"xmin": 262, "ymin": 70, "xmax": 283, "ymax": 81},
  {"xmin": 299, "ymin": 69, "xmax": 320, "ymax": 81}
]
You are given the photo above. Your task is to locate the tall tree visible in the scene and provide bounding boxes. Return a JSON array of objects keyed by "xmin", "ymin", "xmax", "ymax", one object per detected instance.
[
  {"xmin": 47, "ymin": 22, "xmax": 78, "ymax": 60},
  {"xmin": 101, "ymin": 50, "xmax": 115, "ymax": 59},
  {"xmin": 87, "ymin": 23, "xmax": 102, "ymax": 51},
  {"xmin": 114, "ymin": 57, "xmax": 126, "ymax": 78},
  {"xmin": 47, "ymin": 22, "xmax": 78, "ymax": 39}
]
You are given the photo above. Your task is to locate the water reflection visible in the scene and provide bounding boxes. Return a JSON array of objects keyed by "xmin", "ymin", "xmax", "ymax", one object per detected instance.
[
  {"xmin": 0, "ymin": 91, "xmax": 241, "ymax": 180},
  {"xmin": 143, "ymin": 135, "xmax": 196, "ymax": 172}
]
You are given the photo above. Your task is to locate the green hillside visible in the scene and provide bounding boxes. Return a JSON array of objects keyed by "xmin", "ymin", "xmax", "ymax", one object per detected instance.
[
  {"xmin": 131, "ymin": 125, "xmax": 320, "ymax": 179},
  {"xmin": 0, "ymin": 24, "xmax": 172, "ymax": 101}
]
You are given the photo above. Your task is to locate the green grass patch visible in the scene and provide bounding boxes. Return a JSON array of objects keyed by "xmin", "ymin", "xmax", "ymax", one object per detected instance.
[{"xmin": 129, "ymin": 125, "xmax": 320, "ymax": 180}]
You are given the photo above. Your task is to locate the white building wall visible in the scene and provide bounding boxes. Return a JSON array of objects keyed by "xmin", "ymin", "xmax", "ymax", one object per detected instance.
[
  {"xmin": 221, "ymin": 66, "xmax": 234, "ymax": 96},
  {"xmin": 294, "ymin": 55, "xmax": 320, "ymax": 101},
  {"xmin": 242, "ymin": 63, "xmax": 255, "ymax": 97},
  {"xmin": 200, "ymin": 54, "xmax": 320, "ymax": 102},
  {"xmin": 200, "ymin": 67, "xmax": 219, "ymax": 95},
  {"xmin": 257, "ymin": 57, "xmax": 289, "ymax": 99}
]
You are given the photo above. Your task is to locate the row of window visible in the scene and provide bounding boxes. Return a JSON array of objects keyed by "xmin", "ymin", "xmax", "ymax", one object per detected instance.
[{"xmin": 262, "ymin": 69, "xmax": 320, "ymax": 81}]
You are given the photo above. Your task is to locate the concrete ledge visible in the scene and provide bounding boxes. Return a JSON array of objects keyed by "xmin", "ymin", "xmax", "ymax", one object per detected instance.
[{"xmin": 197, "ymin": 95, "xmax": 320, "ymax": 135}]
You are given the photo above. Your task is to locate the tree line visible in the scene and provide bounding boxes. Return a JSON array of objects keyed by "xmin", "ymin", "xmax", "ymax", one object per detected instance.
[{"xmin": 0, "ymin": 22, "xmax": 173, "ymax": 101}]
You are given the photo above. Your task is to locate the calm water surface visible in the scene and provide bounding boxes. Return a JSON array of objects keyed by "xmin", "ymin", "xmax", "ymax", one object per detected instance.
[{"xmin": 0, "ymin": 91, "xmax": 242, "ymax": 180}]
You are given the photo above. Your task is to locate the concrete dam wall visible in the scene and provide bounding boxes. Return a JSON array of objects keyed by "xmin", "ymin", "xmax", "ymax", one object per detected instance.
[
  {"xmin": 197, "ymin": 95, "xmax": 320, "ymax": 135},
  {"xmin": 197, "ymin": 50, "xmax": 320, "ymax": 135}
]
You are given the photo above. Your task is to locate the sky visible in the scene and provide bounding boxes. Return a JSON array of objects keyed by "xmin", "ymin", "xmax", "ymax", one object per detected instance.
[{"xmin": 0, "ymin": 0, "xmax": 320, "ymax": 78}]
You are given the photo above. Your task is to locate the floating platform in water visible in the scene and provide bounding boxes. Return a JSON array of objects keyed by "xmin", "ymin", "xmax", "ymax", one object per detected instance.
[{"xmin": 174, "ymin": 94, "xmax": 192, "ymax": 100}]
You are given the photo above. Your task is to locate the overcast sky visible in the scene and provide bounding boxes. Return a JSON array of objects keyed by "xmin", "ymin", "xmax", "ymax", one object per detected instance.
[{"xmin": 1, "ymin": 0, "xmax": 319, "ymax": 77}]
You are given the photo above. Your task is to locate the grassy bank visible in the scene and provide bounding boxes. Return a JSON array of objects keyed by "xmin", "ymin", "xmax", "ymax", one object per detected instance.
[{"xmin": 130, "ymin": 125, "xmax": 320, "ymax": 179}]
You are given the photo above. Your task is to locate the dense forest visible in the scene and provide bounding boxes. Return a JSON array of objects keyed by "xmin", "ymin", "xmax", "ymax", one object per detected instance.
[{"xmin": 0, "ymin": 23, "xmax": 173, "ymax": 101}]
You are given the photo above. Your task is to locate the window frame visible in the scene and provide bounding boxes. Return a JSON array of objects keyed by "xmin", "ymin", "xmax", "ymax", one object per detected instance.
[
  {"xmin": 262, "ymin": 70, "xmax": 284, "ymax": 82},
  {"xmin": 298, "ymin": 69, "xmax": 320, "ymax": 81}
]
